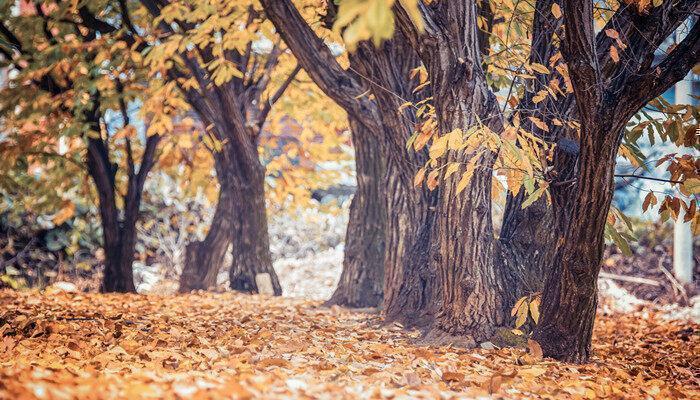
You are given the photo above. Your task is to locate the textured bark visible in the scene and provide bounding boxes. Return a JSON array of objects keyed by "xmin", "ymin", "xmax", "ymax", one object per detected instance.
[
  {"xmin": 393, "ymin": 2, "xmax": 513, "ymax": 344},
  {"xmin": 326, "ymin": 118, "xmax": 386, "ymax": 308},
  {"xmin": 262, "ymin": 0, "xmax": 437, "ymax": 324},
  {"xmin": 533, "ymin": 127, "xmax": 618, "ymax": 362},
  {"xmin": 350, "ymin": 39, "xmax": 437, "ymax": 327},
  {"xmin": 498, "ymin": 0, "xmax": 699, "ymax": 303},
  {"xmin": 533, "ymin": 0, "xmax": 700, "ymax": 362},
  {"xmin": 228, "ymin": 159, "xmax": 282, "ymax": 295},
  {"xmin": 178, "ymin": 180, "xmax": 233, "ymax": 292},
  {"xmin": 139, "ymin": 2, "xmax": 297, "ymax": 297}
]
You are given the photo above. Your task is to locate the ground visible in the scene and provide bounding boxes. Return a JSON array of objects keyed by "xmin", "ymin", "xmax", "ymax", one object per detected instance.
[{"xmin": 1, "ymin": 289, "xmax": 698, "ymax": 399}]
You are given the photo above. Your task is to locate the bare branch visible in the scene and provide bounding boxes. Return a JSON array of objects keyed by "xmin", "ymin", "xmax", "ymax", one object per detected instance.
[
  {"xmin": 257, "ymin": 63, "xmax": 302, "ymax": 130},
  {"xmin": 260, "ymin": 0, "xmax": 381, "ymax": 132}
]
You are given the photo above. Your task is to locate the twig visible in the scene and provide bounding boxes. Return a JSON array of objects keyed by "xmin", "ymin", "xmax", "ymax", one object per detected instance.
[
  {"xmin": 657, "ymin": 261, "xmax": 689, "ymax": 303},
  {"xmin": 599, "ymin": 271, "xmax": 660, "ymax": 286}
]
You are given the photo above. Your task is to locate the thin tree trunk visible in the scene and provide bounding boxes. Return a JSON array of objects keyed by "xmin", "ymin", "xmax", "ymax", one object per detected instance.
[
  {"xmin": 179, "ymin": 180, "xmax": 233, "ymax": 292},
  {"xmin": 87, "ymin": 134, "xmax": 138, "ymax": 294},
  {"xmin": 326, "ymin": 118, "xmax": 386, "ymax": 308}
]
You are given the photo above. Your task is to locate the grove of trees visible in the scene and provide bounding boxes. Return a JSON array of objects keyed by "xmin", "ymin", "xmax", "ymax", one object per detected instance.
[{"xmin": 1, "ymin": 0, "xmax": 697, "ymax": 364}]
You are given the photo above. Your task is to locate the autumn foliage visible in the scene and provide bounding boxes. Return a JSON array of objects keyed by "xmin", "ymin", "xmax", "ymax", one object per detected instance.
[
  {"xmin": 0, "ymin": 0, "xmax": 698, "ymax": 396},
  {"xmin": 1, "ymin": 289, "xmax": 698, "ymax": 399}
]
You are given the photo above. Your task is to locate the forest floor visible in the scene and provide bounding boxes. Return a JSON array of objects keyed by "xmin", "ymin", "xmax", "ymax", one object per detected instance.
[{"xmin": 1, "ymin": 289, "xmax": 698, "ymax": 400}]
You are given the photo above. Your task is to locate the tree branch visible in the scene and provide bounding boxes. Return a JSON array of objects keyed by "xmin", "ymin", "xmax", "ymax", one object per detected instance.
[
  {"xmin": 258, "ymin": 63, "xmax": 302, "ymax": 131},
  {"xmin": 561, "ymin": 0, "xmax": 602, "ymax": 118},
  {"xmin": 619, "ymin": 18, "xmax": 700, "ymax": 116},
  {"xmin": 260, "ymin": 0, "xmax": 381, "ymax": 133}
]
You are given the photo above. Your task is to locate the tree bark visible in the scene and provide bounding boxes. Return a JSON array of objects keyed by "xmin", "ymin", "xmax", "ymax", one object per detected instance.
[
  {"xmin": 227, "ymin": 157, "xmax": 282, "ymax": 295},
  {"xmin": 393, "ymin": 2, "xmax": 514, "ymax": 344},
  {"xmin": 532, "ymin": 0, "xmax": 699, "ymax": 362},
  {"xmin": 533, "ymin": 126, "xmax": 619, "ymax": 362},
  {"xmin": 88, "ymin": 131, "xmax": 159, "ymax": 293},
  {"xmin": 261, "ymin": 0, "xmax": 438, "ymax": 323},
  {"xmin": 178, "ymin": 139, "xmax": 282, "ymax": 296},
  {"xmin": 178, "ymin": 177, "xmax": 233, "ymax": 292},
  {"xmin": 326, "ymin": 117, "xmax": 386, "ymax": 308},
  {"xmin": 350, "ymin": 40, "xmax": 438, "ymax": 327}
]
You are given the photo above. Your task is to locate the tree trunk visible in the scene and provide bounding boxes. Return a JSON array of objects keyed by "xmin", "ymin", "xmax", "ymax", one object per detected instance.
[
  {"xmin": 178, "ymin": 181, "xmax": 233, "ymax": 292},
  {"xmin": 498, "ymin": 145, "xmax": 578, "ymax": 299},
  {"xmin": 101, "ymin": 233, "xmax": 137, "ymax": 293},
  {"xmin": 86, "ymin": 136, "xmax": 137, "ymax": 294},
  {"xmin": 349, "ymin": 41, "xmax": 438, "ymax": 327},
  {"xmin": 533, "ymin": 128, "xmax": 619, "ymax": 363},
  {"xmin": 395, "ymin": 3, "xmax": 513, "ymax": 344},
  {"xmin": 326, "ymin": 117, "xmax": 386, "ymax": 308},
  {"xmin": 227, "ymin": 157, "xmax": 282, "ymax": 296},
  {"xmin": 381, "ymin": 156, "xmax": 438, "ymax": 327}
]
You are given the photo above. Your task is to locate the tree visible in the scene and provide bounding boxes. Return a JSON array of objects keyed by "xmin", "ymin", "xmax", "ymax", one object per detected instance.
[
  {"xmin": 262, "ymin": 0, "xmax": 441, "ymax": 318},
  {"xmin": 532, "ymin": 0, "xmax": 700, "ymax": 362},
  {"xmin": 133, "ymin": 0, "xmax": 312, "ymax": 294},
  {"xmin": 326, "ymin": 116, "xmax": 386, "ymax": 307},
  {"xmin": 0, "ymin": 1, "xmax": 162, "ymax": 293}
]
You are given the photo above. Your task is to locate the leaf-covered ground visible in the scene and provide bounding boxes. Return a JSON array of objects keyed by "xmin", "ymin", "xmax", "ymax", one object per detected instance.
[{"xmin": 1, "ymin": 289, "xmax": 698, "ymax": 399}]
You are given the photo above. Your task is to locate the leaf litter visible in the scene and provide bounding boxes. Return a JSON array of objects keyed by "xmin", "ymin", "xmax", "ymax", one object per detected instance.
[{"xmin": 0, "ymin": 289, "xmax": 697, "ymax": 399}]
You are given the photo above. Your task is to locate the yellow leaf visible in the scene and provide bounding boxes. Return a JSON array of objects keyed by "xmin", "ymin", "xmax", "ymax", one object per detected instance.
[
  {"xmin": 515, "ymin": 300, "xmax": 528, "ymax": 329},
  {"xmin": 52, "ymin": 201, "xmax": 75, "ymax": 226},
  {"xmin": 429, "ymin": 134, "xmax": 448, "ymax": 160},
  {"xmin": 427, "ymin": 170, "xmax": 439, "ymax": 190},
  {"xmin": 444, "ymin": 162, "xmax": 460, "ymax": 179},
  {"xmin": 530, "ymin": 63, "xmax": 550, "ymax": 75},
  {"xmin": 456, "ymin": 159, "xmax": 478, "ymax": 194},
  {"xmin": 529, "ymin": 296, "xmax": 541, "ymax": 324},
  {"xmin": 551, "ymin": 3, "xmax": 562, "ymax": 18},
  {"xmin": 610, "ymin": 45, "xmax": 620, "ymax": 63},
  {"xmin": 528, "ymin": 116, "xmax": 550, "ymax": 132},
  {"xmin": 511, "ymin": 296, "xmax": 527, "ymax": 317},
  {"xmin": 532, "ymin": 90, "xmax": 548, "ymax": 104},
  {"xmin": 447, "ymin": 128, "xmax": 463, "ymax": 150},
  {"xmin": 398, "ymin": 101, "xmax": 413, "ymax": 112},
  {"xmin": 414, "ymin": 167, "xmax": 426, "ymax": 188}
]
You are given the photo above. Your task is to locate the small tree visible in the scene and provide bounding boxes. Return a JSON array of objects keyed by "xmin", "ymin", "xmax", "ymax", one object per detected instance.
[{"xmin": 0, "ymin": 1, "xmax": 162, "ymax": 292}]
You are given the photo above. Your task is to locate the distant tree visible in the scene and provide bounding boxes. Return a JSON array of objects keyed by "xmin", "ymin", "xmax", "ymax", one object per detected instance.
[
  {"xmin": 133, "ymin": 0, "xmax": 351, "ymax": 294},
  {"xmin": 0, "ymin": 1, "xmax": 162, "ymax": 292}
]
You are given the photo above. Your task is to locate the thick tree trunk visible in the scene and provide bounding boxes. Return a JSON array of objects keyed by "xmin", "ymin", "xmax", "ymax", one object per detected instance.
[
  {"xmin": 392, "ymin": 2, "xmax": 514, "ymax": 344},
  {"xmin": 179, "ymin": 181, "xmax": 233, "ymax": 292},
  {"xmin": 227, "ymin": 158, "xmax": 282, "ymax": 296},
  {"xmin": 381, "ymin": 157, "xmax": 437, "ymax": 327},
  {"xmin": 533, "ymin": 129, "xmax": 619, "ymax": 362},
  {"xmin": 499, "ymin": 145, "xmax": 578, "ymax": 299},
  {"xmin": 326, "ymin": 118, "xmax": 386, "ymax": 308},
  {"xmin": 349, "ymin": 41, "xmax": 438, "ymax": 327}
]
